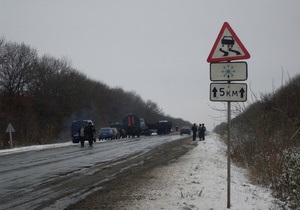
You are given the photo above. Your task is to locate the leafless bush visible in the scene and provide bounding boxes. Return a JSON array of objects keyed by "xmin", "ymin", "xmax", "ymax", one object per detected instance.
[{"xmin": 214, "ymin": 73, "xmax": 300, "ymax": 209}]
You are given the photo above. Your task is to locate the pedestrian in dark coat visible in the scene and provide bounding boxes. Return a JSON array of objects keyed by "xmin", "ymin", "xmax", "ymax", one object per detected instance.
[
  {"xmin": 198, "ymin": 124, "xmax": 202, "ymax": 140},
  {"xmin": 191, "ymin": 123, "xmax": 198, "ymax": 141},
  {"xmin": 199, "ymin": 123, "xmax": 206, "ymax": 141},
  {"xmin": 84, "ymin": 122, "xmax": 95, "ymax": 147}
]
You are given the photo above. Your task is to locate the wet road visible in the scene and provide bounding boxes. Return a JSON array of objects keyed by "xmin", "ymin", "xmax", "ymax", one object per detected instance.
[{"xmin": 0, "ymin": 134, "xmax": 188, "ymax": 210}]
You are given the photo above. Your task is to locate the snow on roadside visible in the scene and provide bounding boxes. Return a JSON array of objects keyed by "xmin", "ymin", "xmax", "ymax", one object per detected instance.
[
  {"xmin": 119, "ymin": 134, "xmax": 281, "ymax": 210},
  {"xmin": 0, "ymin": 141, "xmax": 73, "ymax": 156}
]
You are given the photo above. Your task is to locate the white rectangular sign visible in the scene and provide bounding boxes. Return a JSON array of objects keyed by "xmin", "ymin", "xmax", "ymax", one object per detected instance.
[
  {"xmin": 210, "ymin": 62, "xmax": 247, "ymax": 81},
  {"xmin": 210, "ymin": 83, "xmax": 247, "ymax": 102}
]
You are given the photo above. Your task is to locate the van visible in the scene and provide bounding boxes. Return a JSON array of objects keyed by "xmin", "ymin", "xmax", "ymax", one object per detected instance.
[{"xmin": 71, "ymin": 120, "xmax": 93, "ymax": 143}]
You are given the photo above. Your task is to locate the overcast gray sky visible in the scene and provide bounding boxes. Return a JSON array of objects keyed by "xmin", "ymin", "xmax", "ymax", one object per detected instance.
[{"xmin": 1, "ymin": 0, "xmax": 299, "ymax": 130}]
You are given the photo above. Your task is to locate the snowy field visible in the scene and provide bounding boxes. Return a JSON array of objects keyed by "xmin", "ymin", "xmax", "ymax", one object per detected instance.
[{"xmin": 0, "ymin": 134, "xmax": 284, "ymax": 209}]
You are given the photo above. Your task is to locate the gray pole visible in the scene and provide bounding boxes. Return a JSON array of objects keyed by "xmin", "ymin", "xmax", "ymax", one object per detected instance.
[
  {"xmin": 9, "ymin": 131, "xmax": 13, "ymax": 148},
  {"xmin": 227, "ymin": 88, "xmax": 231, "ymax": 208}
]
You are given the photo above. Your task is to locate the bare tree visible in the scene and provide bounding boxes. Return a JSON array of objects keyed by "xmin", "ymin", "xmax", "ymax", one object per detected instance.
[{"xmin": 0, "ymin": 41, "xmax": 37, "ymax": 96}]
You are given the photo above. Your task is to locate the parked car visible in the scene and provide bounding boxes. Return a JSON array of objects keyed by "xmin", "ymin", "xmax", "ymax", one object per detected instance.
[
  {"xmin": 111, "ymin": 127, "xmax": 120, "ymax": 139},
  {"xmin": 180, "ymin": 126, "xmax": 191, "ymax": 135},
  {"xmin": 99, "ymin": 127, "xmax": 115, "ymax": 140}
]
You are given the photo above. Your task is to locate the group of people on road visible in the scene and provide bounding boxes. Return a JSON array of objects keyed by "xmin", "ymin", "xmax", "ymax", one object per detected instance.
[
  {"xmin": 191, "ymin": 123, "xmax": 206, "ymax": 141},
  {"xmin": 78, "ymin": 122, "xmax": 96, "ymax": 147}
]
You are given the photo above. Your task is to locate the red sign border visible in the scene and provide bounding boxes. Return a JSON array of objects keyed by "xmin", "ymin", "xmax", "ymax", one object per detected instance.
[{"xmin": 207, "ymin": 22, "xmax": 250, "ymax": 63}]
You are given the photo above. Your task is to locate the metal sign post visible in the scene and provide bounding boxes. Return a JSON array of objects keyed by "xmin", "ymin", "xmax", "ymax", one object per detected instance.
[
  {"xmin": 210, "ymin": 70, "xmax": 235, "ymax": 209},
  {"xmin": 227, "ymin": 92, "xmax": 231, "ymax": 209},
  {"xmin": 6, "ymin": 123, "xmax": 15, "ymax": 148},
  {"xmin": 207, "ymin": 22, "xmax": 250, "ymax": 209}
]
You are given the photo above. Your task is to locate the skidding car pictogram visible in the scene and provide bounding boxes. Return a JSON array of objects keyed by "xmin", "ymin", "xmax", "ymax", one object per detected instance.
[{"xmin": 221, "ymin": 36, "xmax": 235, "ymax": 47}]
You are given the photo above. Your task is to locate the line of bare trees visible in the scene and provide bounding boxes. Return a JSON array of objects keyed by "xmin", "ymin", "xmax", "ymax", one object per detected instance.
[
  {"xmin": 0, "ymin": 37, "xmax": 190, "ymax": 148},
  {"xmin": 214, "ymin": 74, "xmax": 300, "ymax": 209}
]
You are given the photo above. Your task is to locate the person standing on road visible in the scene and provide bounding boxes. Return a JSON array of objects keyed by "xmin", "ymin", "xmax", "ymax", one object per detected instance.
[
  {"xmin": 91, "ymin": 123, "xmax": 96, "ymax": 142},
  {"xmin": 199, "ymin": 123, "xmax": 206, "ymax": 141},
  {"xmin": 191, "ymin": 123, "xmax": 198, "ymax": 141},
  {"xmin": 85, "ymin": 122, "xmax": 95, "ymax": 147},
  {"xmin": 198, "ymin": 124, "xmax": 202, "ymax": 140},
  {"xmin": 78, "ymin": 125, "xmax": 85, "ymax": 147}
]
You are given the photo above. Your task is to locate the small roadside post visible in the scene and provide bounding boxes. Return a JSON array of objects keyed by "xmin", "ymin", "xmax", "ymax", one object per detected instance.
[
  {"xmin": 6, "ymin": 123, "xmax": 15, "ymax": 148},
  {"xmin": 207, "ymin": 22, "xmax": 250, "ymax": 209}
]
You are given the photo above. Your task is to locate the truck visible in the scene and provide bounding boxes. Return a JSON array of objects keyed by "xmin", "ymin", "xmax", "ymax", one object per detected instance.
[
  {"xmin": 146, "ymin": 120, "xmax": 172, "ymax": 135},
  {"xmin": 156, "ymin": 120, "xmax": 172, "ymax": 135},
  {"xmin": 122, "ymin": 114, "xmax": 151, "ymax": 138}
]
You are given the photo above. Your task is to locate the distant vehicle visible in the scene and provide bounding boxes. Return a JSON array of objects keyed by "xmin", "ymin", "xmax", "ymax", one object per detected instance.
[
  {"xmin": 110, "ymin": 123, "xmax": 127, "ymax": 138},
  {"xmin": 180, "ymin": 126, "xmax": 191, "ymax": 135},
  {"xmin": 140, "ymin": 125, "xmax": 152, "ymax": 136},
  {"xmin": 99, "ymin": 127, "xmax": 114, "ymax": 140},
  {"xmin": 221, "ymin": 36, "xmax": 235, "ymax": 47},
  {"xmin": 157, "ymin": 120, "xmax": 172, "ymax": 135},
  {"xmin": 147, "ymin": 120, "xmax": 172, "ymax": 135},
  {"xmin": 71, "ymin": 120, "xmax": 94, "ymax": 143},
  {"xmin": 123, "ymin": 114, "xmax": 143, "ymax": 138},
  {"xmin": 111, "ymin": 127, "xmax": 120, "ymax": 139}
]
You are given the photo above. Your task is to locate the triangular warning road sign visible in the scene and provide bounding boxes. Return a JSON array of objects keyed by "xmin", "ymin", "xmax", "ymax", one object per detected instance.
[
  {"xmin": 207, "ymin": 22, "xmax": 250, "ymax": 62},
  {"xmin": 6, "ymin": 123, "xmax": 15, "ymax": 133}
]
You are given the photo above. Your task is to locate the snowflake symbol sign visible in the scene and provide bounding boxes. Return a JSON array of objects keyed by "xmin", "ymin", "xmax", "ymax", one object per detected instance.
[{"xmin": 222, "ymin": 64, "xmax": 235, "ymax": 79}]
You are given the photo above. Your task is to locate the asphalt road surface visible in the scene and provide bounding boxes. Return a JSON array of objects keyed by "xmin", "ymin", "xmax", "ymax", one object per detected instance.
[{"xmin": 0, "ymin": 134, "xmax": 196, "ymax": 210}]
